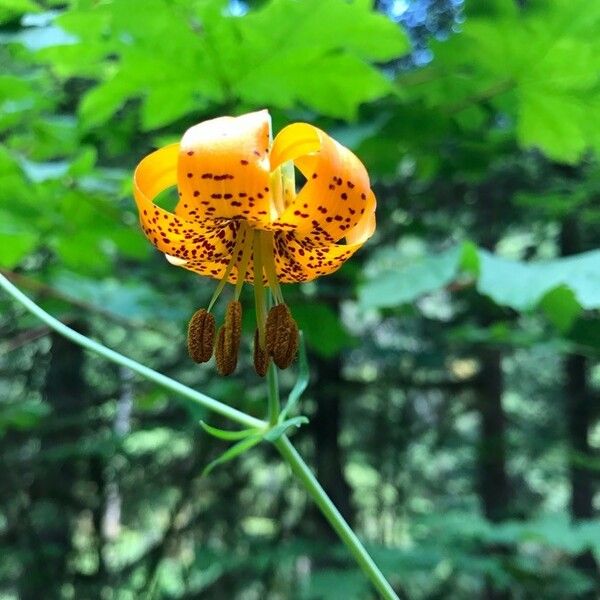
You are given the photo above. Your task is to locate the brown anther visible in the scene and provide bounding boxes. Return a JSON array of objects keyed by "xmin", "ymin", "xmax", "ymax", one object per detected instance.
[
  {"xmin": 215, "ymin": 300, "xmax": 242, "ymax": 376},
  {"xmin": 253, "ymin": 328, "xmax": 270, "ymax": 377},
  {"xmin": 265, "ymin": 303, "xmax": 299, "ymax": 369},
  {"xmin": 187, "ymin": 309, "xmax": 215, "ymax": 363}
]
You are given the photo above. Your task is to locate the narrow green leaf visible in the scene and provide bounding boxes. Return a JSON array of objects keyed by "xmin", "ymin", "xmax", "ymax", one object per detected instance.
[
  {"xmin": 202, "ymin": 435, "xmax": 262, "ymax": 477},
  {"xmin": 280, "ymin": 332, "xmax": 309, "ymax": 420},
  {"xmin": 264, "ymin": 416, "xmax": 309, "ymax": 443},
  {"xmin": 200, "ymin": 421, "xmax": 260, "ymax": 442}
]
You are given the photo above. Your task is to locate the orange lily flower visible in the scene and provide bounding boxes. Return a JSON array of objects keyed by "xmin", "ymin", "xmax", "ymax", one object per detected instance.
[{"xmin": 133, "ymin": 110, "xmax": 376, "ymax": 374}]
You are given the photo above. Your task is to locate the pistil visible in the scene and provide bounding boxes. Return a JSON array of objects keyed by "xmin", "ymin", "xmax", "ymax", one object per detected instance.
[{"xmin": 252, "ymin": 229, "xmax": 267, "ymax": 348}]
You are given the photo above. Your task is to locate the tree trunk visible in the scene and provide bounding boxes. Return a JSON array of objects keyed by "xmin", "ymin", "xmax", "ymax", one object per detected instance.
[
  {"xmin": 565, "ymin": 354, "xmax": 594, "ymax": 522},
  {"xmin": 475, "ymin": 347, "xmax": 510, "ymax": 523},
  {"xmin": 311, "ymin": 352, "xmax": 355, "ymax": 536},
  {"xmin": 21, "ymin": 323, "xmax": 88, "ymax": 598},
  {"xmin": 472, "ymin": 299, "xmax": 511, "ymax": 600},
  {"xmin": 560, "ymin": 217, "xmax": 598, "ymax": 591}
]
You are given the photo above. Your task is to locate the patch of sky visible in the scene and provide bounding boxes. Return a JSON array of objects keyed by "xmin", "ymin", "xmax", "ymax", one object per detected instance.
[
  {"xmin": 0, "ymin": 10, "xmax": 77, "ymax": 50},
  {"xmin": 378, "ymin": 0, "xmax": 464, "ymax": 68},
  {"xmin": 226, "ymin": 0, "xmax": 249, "ymax": 17}
]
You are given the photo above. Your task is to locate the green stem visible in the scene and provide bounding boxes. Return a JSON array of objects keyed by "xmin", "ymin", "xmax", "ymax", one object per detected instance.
[
  {"xmin": 265, "ymin": 370, "xmax": 399, "ymax": 599},
  {"xmin": 274, "ymin": 436, "xmax": 400, "ymax": 600},
  {"xmin": 266, "ymin": 362, "xmax": 280, "ymax": 426},
  {"xmin": 2, "ymin": 272, "xmax": 399, "ymax": 598},
  {"xmin": 0, "ymin": 274, "xmax": 264, "ymax": 430}
]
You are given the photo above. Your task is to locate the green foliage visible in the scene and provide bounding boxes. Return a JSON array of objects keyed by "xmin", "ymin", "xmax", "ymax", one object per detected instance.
[
  {"xmin": 0, "ymin": 398, "xmax": 50, "ymax": 435},
  {"xmin": 359, "ymin": 245, "xmax": 464, "ymax": 309},
  {"xmin": 417, "ymin": 0, "xmax": 600, "ymax": 163},
  {"xmin": 292, "ymin": 302, "xmax": 355, "ymax": 357},
  {"xmin": 360, "ymin": 243, "xmax": 600, "ymax": 336},
  {"xmin": 0, "ymin": 0, "xmax": 39, "ymax": 25},
  {"xmin": 302, "ymin": 568, "xmax": 369, "ymax": 599},
  {"xmin": 35, "ymin": 0, "xmax": 409, "ymax": 125},
  {"xmin": 476, "ymin": 249, "xmax": 600, "ymax": 329}
]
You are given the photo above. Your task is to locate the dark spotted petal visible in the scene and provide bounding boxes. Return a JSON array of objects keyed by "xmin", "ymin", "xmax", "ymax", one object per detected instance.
[
  {"xmin": 269, "ymin": 122, "xmax": 376, "ymax": 243},
  {"xmin": 176, "ymin": 110, "xmax": 273, "ymax": 226}
]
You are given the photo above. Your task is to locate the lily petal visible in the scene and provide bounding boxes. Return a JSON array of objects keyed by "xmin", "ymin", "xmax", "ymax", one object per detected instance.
[
  {"xmin": 133, "ymin": 112, "xmax": 376, "ymax": 288},
  {"xmin": 181, "ymin": 258, "xmax": 241, "ymax": 283},
  {"xmin": 134, "ymin": 144, "xmax": 241, "ymax": 266},
  {"xmin": 273, "ymin": 230, "xmax": 366, "ymax": 283},
  {"xmin": 165, "ymin": 254, "xmax": 189, "ymax": 266},
  {"xmin": 176, "ymin": 110, "xmax": 273, "ymax": 226},
  {"xmin": 270, "ymin": 123, "xmax": 375, "ymax": 242}
]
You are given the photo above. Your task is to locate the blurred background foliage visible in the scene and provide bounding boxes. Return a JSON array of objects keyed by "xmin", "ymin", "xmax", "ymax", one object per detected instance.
[{"xmin": 1, "ymin": 0, "xmax": 599, "ymax": 598}]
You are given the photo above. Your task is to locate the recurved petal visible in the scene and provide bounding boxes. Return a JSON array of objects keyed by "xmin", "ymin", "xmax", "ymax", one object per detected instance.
[
  {"xmin": 272, "ymin": 232, "xmax": 361, "ymax": 283},
  {"xmin": 176, "ymin": 110, "xmax": 273, "ymax": 226},
  {"xmin": 180, "ymin": 257, "xmax": 268, "ymax": 285},
  {"xmin": 133, "ymin": 144, "xmax": 241, "ymax": 272},
  {"xmin": 272, "ymin": 186, "xmax": 375, "ymax": 283},
  {"xmin": 269, "ymin": 122, "xmax": 376, "ymax": 242}
]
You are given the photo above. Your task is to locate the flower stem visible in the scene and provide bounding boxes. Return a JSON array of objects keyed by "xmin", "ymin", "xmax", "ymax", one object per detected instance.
[
  {"xmin": 265, "ymin": 369, "xmax": 399, "ymax": 599},
  {"xmin": 1, "ymin": 272, "xmax": 399, "ymax": 598},
  {"xmin": 0, "ymin": 273, "xmax": 264, "ymax": 430},
  {"xmin": 266, "ymin": 362, "xmax": 281, "ymax": 426},
  {"xmin": 274, "ymin": 436, "xmax": 400, "ymax": 600}
]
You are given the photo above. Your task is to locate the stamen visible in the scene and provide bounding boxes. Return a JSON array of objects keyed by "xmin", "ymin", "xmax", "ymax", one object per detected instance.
[
  {"xmin": 252, "ymin": 229, "xmax": 267, "ymax": 347},
  {"xmin": 215, "ymin": 300, "xmax": 242, "ymax": 376},
  {"xmin": 260, "ymin": 230, "xmax": 284, "ymax": 305},
  {"xmin": 207, "ymin": 222, "xmax": 247, "ymax": 313},
  {"xmin": 265, "ymin": 303, "xmax": 299, "ymax": 369},
  {"xmin": 187, "ymin": 308, "xmax": 216, "ymax": 363},
  {"xmin": 253, "ymin": 328, "xmax": 269, "ymax": 377}
]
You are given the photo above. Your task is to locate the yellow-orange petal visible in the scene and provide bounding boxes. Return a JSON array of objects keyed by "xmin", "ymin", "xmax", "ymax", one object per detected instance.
[
  {"xmin": 269, "ymin": 123, "xmax": 376, "ymax": 242},
  {"xmin": 273, "ymin": 230, "xmax": 364, "ymax": 283},
  {"xmin": 179, "ymin": 257, "xmax": 268, "ymax": 285},
  {"xmin": 271, "ymin": 188, "xmax": 375, "ymax": 283},
  {"xmin": 176, "ymin": 110, "xmax": 274, "ymax": 226},
  {"xmin": 133, "ymin": 144, "xmax": 241, "ymax": 270}
]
